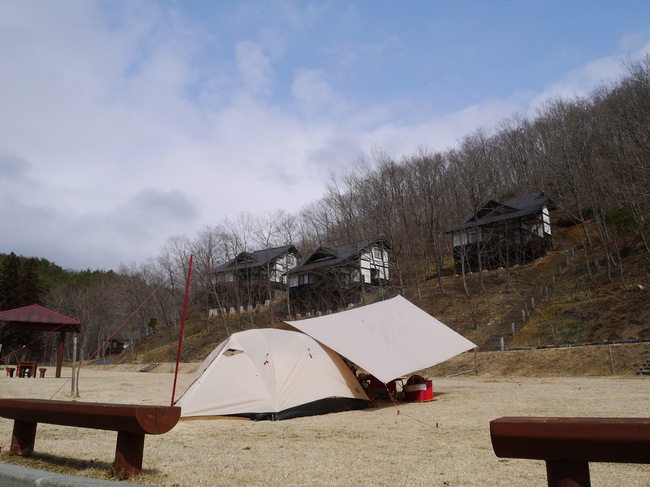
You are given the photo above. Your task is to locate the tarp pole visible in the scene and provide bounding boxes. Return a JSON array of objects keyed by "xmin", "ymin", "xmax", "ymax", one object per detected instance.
[{"xmin": 171, "ymin": 254, "xmax": 193, "ymax": 406}]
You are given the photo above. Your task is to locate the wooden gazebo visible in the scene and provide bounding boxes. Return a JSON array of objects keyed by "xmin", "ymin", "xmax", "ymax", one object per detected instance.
[{"xmin": 0, "ymin": 304, "xmax": 82, "ymax": 378}]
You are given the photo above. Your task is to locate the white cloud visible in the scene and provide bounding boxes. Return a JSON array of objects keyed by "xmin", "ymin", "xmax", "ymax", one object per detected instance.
[
  {"xmin": 530, "ymin": 57, "xmax": 623, "ymax": 109},
  {"xmin": 235, "ymin": 40, "xmax": 274, "ymax": 96},
  {"xmin": 529, "ymin": 42, "xmax": 650, "ymax": 113},
  {"xmin": 291, "ymin": 69, "xmax": 343, "ymax": 116}
]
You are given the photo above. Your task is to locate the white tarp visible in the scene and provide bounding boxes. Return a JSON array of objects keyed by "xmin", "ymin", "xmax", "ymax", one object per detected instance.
[
  {"xmin": 286, "ymin": 295, "xmax": 476, "ymax": 384},
  {"xmin": 175, "ymin": 328, "xmax": 368, "ymax": 420}
]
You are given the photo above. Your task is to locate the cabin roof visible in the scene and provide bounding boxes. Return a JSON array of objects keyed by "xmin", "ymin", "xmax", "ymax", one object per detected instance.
[
  {"xmin": 288, "ymin": 237, "xmax": 388, "ymax": 274},
  {"xmin": 214, "ymin": 245, "xmax": 299, "ymax": 273},
  {"xmin": 446, "ymin": 192, "xmax": 555, "ymax": 233}
]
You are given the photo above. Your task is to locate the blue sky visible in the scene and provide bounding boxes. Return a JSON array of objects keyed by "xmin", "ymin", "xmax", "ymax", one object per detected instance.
[{"xmin": 1, "ymin": 1, "xmax": 649, "ymax": 271}]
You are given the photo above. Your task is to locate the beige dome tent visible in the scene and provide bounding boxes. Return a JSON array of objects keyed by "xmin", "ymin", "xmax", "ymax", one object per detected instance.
[{"xmin": 175, "ymin": 328, "xmax": 368, "ymax": 420}]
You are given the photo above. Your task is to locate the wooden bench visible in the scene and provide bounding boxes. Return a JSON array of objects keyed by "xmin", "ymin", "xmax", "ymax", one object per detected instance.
[
  {"xmin": 490, "ymin": 416, "xmax": 650, "ymax": 487},
  {"xmin": 0, "ymin": 398, "xmax": 181, "ymax": 478}
]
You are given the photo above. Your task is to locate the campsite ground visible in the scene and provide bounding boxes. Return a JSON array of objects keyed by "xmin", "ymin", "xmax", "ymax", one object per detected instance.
[{"xmin": 1, "ymin": 345, "xmax": 649, "ymax": 487}]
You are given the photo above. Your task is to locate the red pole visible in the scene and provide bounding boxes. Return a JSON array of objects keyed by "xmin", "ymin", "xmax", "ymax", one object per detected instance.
[{"xmin": 171, "ymin": 254, "xmax": 193, "ymax": 406}]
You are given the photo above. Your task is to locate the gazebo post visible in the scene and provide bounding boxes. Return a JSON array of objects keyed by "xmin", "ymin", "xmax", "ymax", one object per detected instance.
[{"xmin": 56, "ymin": 331, "xmax": 66, "ymax": 378}]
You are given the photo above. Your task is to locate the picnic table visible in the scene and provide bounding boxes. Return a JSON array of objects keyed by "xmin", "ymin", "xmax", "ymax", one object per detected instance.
[{"xmin": 16, "ymin": 361, "xmax": 37, "ymax": 378}]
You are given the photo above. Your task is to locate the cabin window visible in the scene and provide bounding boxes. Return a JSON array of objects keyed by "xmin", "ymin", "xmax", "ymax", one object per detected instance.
[{"xmin": 467, "ymin": 231, "xmax": 479, "ymax": 244}]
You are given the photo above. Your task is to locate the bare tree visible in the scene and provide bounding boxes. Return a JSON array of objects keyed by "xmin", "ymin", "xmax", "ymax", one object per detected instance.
[
  {"xmin": 403, "ymin": 148, "xmax": 451, "ymax": 294},
  {"xmin": 535, "ymin": 98, "xmax": 601, "ymax": 278},
  {"xmin": 448, "ymin": 129, "xmax": 501, "ymax": 292}
]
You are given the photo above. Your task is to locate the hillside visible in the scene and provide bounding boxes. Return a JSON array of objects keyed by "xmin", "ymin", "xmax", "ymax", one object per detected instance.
[
  {"xmin": 403, "ymin": 223, "xmax": 650, "ymax": 348},
  {"xmin": 126, "ymin": 222, "xmax": 650, "ymax": 374}
]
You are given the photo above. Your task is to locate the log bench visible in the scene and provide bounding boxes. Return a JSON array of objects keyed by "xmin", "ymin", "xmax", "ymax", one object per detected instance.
[
  {"xmin": 490, "ymin": 416, "xmax": 650, "ymax": 487},
  {"xmin": 0, "ymin": 398, "xmax": 181, "ymax": 478}
]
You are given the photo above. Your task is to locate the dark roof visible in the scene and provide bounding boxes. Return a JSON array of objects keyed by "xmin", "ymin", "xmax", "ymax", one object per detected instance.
[
  {"xmin": 215, "ymin": 245, "xmax": 299, "ymax": 273},
  {"xmin": 289, "ymin": 237, "xmax": 388, "ymax": 274},
  {"xmin": 0, "ymin": 304, "xmax": 81, "ymax": 333},
  {"xmin": 446, "ymin": 192, "xmax": 555, "ymax": 233}
]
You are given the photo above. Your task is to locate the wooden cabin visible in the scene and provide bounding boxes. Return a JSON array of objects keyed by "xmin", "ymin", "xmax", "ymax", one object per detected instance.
[
  {"xmin": 213, "ymin": 245, "xmax": 300, "ymax": 309},
  {"xmin": 446, "ymin": 192, "xmax": 556, "ymax": 272},
  {"xmin": 288, "ymin": 237, "xmax": 390, "ymax": 314}
]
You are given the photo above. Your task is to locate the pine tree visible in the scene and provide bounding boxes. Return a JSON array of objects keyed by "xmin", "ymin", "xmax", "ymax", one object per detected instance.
[
  {"xmin": 20, "ymin": 258, "xmax": 44, "ymax": 306},
  {"xmin": 0, "ymin": 252, "xmax": 23, "ymax": 310},
  {"xmin": 0, "ymin": 254, "xmax": 46, "ymax": 362}
]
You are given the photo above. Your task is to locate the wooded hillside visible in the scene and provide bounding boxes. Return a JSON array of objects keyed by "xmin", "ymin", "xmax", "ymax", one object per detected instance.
[{"xmin": 1, "ymin": 56, "xmax": 649, "ymax": 366}]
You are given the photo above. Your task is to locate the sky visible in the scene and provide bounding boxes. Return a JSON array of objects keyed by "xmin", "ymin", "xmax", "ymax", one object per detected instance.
[{"xmin": 1, "ymin": 1, "xmax": 650, "ymax": 271}]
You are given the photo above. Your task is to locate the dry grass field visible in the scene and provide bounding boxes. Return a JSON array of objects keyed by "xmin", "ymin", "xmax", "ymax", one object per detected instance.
[{"xmin": 1, "ymin": 345, "xmax": 649, "ymax": 486}]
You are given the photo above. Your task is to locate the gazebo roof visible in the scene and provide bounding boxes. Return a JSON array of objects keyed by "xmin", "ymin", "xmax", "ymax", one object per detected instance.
[{"xmin": 0, "ymin": 304, "xmax": 81, "ymax": 333}]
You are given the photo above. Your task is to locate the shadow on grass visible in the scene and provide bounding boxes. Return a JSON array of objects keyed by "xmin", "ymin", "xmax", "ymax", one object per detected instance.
[
  {"xmin": 366, "ymin": 393, "xmax": 444, "ymax": 411},
  {"xmin": 0, "ymin": 450, "xmax": 164, "ymax": 482}
]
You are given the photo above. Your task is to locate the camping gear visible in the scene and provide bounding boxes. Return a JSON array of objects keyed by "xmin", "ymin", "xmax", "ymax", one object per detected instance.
[
  {"xmin": 175, "ymin": 328, "xmax": 368, "ymax": 421},
  {"xmin": 404, "ymin": 375, "xmax": 434, "ymax": 402},
  {"xmin": 286, "ymin": 295, "xmax": 476, "ymax": 384},
  {"xmin": 365, "ymin": 375, "xmax": 398, "ymax": 399}
]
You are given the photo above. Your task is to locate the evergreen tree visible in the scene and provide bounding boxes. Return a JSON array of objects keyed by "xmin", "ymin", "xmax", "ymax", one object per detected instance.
[
  {"xmin": 20, "ymin": 258, "xmax": 44, "ymax": 306},
  {"xmin": 0, "ymin": 252, "xmax": 23, "ymax": 310},
  {"xmin": 0, "ymin": 254, "xmax": 46, "ymax": 363},
  {"xmin": 0, "ymin": 253, "xmax": 45, "ymax": 310}
]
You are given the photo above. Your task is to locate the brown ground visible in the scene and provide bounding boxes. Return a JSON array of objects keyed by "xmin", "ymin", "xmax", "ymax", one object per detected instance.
[
  {"xmin": 1, "ymin": 345, "xmax": 649, "ymax": 486},
  {"xmin": 425, "ymin": 341, "xmax": 650, "ymax": 377}
]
